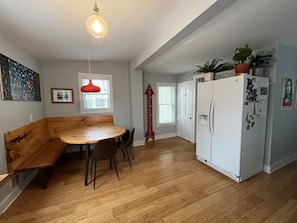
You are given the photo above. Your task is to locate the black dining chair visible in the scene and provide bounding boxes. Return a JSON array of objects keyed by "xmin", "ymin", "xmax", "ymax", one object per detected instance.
[
  {"xmin": 90, "ymin": 138, "xmax": 120, "ymax": 190},
  {"xmin": 117, "ymin": 128, "xmax": 135, "ymax": 169}
]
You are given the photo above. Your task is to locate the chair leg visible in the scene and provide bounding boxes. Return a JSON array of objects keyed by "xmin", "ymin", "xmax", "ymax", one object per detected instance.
[
  {"xmin": 121, "ymin": 148, "xmax": 126, "ymax": 158},
  {"xmin": 129, "ymin": 145, "xmax": 135, "ymax": 160},
  {"xmin": 125, "ymin": 148, "xmax": 132, "ymax": 170},
  {"xmin": 112, "ymin": 156, "xmax": 120, "ymax": 180},
  {"xmin": 93, "ymin": 160, "xmax": 97, "ymax": 190}
]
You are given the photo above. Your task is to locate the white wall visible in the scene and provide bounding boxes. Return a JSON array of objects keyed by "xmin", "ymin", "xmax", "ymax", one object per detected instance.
[{"xmin": 0, "ymin": 33, "xmax": 44, "ymax": 213}]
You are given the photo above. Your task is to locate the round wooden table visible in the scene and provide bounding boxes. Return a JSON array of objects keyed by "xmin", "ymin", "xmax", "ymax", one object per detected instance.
[{"xmin": 60, "ymin": 126, "xmax": 126, "ymax": 186}]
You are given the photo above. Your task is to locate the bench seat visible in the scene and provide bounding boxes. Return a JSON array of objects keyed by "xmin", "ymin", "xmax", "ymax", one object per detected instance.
[{"xmin": 15, "ymin": 139, "xmax": 67, "ymax": 172}]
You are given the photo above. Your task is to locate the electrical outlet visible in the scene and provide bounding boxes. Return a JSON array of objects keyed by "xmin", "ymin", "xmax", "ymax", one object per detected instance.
[{"xmin": 29, "ymin": 114, "xmax": 33, "ymax": 122}]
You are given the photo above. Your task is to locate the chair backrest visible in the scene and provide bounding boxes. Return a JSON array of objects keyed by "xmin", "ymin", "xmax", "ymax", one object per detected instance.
[
  {"xmin": 125, "ymin": 127, "xmax": 135, "ymax": 147},
  {"xmin": 91, "ymin": 138, "xmax": 117, "ymax": 160},
  {"xmin": 122, "ymin": 129, "xmax": 130, "ymax": 141}
]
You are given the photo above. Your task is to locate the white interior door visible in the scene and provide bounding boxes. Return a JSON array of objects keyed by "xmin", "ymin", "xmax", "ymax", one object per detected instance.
[{"xmin": 177, "ymin": 81, "xmax": 194, "ymax": 142}]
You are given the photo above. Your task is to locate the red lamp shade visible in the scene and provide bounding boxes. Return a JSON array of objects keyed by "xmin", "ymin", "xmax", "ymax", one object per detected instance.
[{"xmin": 80, "ymin": 79, "xmax": 101, "ymax": 92}]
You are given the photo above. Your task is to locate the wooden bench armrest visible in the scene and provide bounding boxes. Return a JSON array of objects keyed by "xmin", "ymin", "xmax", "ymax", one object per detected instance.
[{"xmin": 0, "ymin": 174, "xmax": 10, "ymax": 187}]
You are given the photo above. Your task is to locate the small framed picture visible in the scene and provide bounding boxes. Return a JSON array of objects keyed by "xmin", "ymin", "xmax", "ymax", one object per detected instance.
[
  {"xmin": 280, "ymin": 77, "xmax": 294, "ymax": 110},
  {"xmin": 51, "ymin": 88, "xmax": 74, "ymax": 103}
]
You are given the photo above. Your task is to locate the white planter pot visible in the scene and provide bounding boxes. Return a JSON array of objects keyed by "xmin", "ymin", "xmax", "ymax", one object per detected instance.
[{"xmin": 204, "ymin": 72, "xmax": 214, "ymax": 81}]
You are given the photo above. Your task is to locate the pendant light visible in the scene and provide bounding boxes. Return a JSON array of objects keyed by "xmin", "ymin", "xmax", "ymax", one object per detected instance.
[
  {"xmin": 86, "ymin": 1, "xmax": 108, "ymax": 38},
  {"xmin": 81, "ymin": 52, "xmax": 101, "ymax": 93}
]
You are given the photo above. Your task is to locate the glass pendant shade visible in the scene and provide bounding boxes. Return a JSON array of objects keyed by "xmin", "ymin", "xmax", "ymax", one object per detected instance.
[
  {"xmin": 86, "ymin": 11, "xmax": 107, "ymax": 38},
  {"xmin": 81, "ymin": 79, "xmax": 101, "ymax": 92}
]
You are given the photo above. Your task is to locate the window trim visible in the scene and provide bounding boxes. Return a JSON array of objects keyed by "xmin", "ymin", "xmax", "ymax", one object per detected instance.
[
  {"xmin": 78, "ymin": 73, "xmax": 113, "ymax": 114},
  {"xmin": 156, "ymin": 82, "xmax": 176, "ymax": 127}
]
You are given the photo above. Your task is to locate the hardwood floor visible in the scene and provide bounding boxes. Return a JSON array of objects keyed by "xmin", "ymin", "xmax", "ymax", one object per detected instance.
[{"xmin": 1, "ymin": 137, "xmax": 296, "ymax": 222}]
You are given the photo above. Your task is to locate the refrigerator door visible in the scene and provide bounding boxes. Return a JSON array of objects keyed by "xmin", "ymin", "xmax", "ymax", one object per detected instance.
[
  {"xmin": 240, "ymin": 76, "xmax": 269, "ymax": 180},
  {"xmin": 197, "ymin": 81, "xmax": 213, "ymax": 116},
  {"xmin": 196, "ymin": 124, "xmax": 212, "ymax": 161},
  {"xmin": 211, "ymin": 76, "xmax": 245, "ymax": 177},
  {"xmin": 196, "ymin": 81, "xmax": 213, "ymax": 161}
]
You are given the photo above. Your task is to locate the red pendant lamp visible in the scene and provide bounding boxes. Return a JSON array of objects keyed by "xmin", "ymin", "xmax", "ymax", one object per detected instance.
[
  {"xmin": 81, "ymin": 79, "xmax": 100, "ymax": 92},
  {"xmin": 81, "ymin": 51, "xmax": 101, "ymax": 93}
]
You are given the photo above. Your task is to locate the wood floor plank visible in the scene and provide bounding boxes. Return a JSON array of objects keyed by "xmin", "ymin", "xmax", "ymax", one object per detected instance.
[{"xmin": 0, "ymin": 137, "xmax": 296, "ymax": 223}]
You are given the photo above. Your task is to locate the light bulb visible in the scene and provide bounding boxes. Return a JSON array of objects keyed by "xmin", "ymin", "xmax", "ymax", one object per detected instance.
[{"xmin": 86, "ymin": 14, "xmax": 108, "ymax": 38}]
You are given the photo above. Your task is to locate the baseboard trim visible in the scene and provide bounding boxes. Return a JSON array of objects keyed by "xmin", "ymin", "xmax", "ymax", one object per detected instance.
[
  {"xmin": 134, "ymin": 133, "xmax": 177, "ymax": 147},
  {"xmin": 155, "ymin": 133, "xmax": 177, "ymax": 140},
  {"xmin": 0, "ymin": 170, "xmax": 37, "ymax": 215},
  {"xmin": 263, "ymin": 153, "xmax": 297, "ymax": 174}
]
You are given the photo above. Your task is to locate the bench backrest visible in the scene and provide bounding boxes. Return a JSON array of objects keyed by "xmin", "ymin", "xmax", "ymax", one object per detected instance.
[
  {"xmin": 4, "ymin": 119, "xmax": 50, "ymax": 174},
  {"xmin": 4, "ymin": 115, "xmax": 114, "ymax": 175},
  {"xmin": 47, "ymin": 115, "xmax": 114, "ymax": 138}
]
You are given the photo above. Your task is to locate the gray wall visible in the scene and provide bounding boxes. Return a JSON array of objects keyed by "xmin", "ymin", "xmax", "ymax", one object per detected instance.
[
  {"xmin": 129, "ymin": 61, "xmax": 145, "ymax": 145},
  {"xmin": 143, "ymin": 72, "xmax": 178, "ymax": 137},
  {"xmin": 0, "ymin": 34, "xmax": 44, "ymax": 210},
  {"xmin": 42, "ymin": 60, "xmax": 131, "ymax": 129},
  {"xmin": 266, "ymin": 44, "xmax": 297, "ymax": 170}
]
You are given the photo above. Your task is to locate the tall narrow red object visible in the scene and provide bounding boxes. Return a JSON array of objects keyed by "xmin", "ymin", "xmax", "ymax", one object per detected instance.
[{"xmin": 145, "ymin": 84, "xmax": 155, "ymax": 142}]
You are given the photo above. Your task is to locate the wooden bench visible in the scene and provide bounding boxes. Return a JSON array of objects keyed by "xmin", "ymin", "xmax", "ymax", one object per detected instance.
[{"xmin": 4, "ymin": 114, "xmax": 114, "ymax": 189}]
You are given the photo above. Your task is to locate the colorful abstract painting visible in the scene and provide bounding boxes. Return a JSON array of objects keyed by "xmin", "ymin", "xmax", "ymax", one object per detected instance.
[{"xmin": 0, "ymin": 54, "xmax": 41, "ymax": 101}]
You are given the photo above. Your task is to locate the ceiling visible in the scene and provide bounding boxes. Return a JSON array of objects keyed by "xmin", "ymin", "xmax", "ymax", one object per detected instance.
[{"xmin": 1, "ymin": 0, "xmax": 297, "ymax": 75}]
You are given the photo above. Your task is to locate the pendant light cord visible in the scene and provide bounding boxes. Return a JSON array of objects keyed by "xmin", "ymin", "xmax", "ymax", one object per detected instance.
[{"xmin": 88, "ymin": 50, "xmax": 91, "ymax": 79}]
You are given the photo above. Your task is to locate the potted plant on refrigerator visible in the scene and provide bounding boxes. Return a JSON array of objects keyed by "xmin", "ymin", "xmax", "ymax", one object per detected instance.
[
  {"xmin": 249, "ymin": 54, "xmax": 272, "ymax": 76},
  {"xmin": 232, "ymin": 44, "xmax": 254, "ymax": 76},
  {"xmin": 194, "ymin": 58, "xmax": 223, "ymax": 81}
]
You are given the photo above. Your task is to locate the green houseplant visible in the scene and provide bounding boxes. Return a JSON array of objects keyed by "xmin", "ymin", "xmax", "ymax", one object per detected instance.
[
  {"xmin": 194, "ymin": 58, "xmax": 223, "ymax": 81},
  {"xmin": 249, "ymin": 54, "xmax": 272, "ymax": 76},
  {"xmin": 233, "ymin": 44, "xmax": 254, "ymax": 76}
]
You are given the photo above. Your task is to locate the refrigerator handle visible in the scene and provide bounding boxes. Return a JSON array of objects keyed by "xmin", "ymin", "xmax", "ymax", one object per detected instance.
[
  {"xmin": 208, "ymin": 101, "xmax": 212, "ymax": 134},
  {"xmin": 210, "ymin": 101, "xmax": 214, "ymax": 135}
]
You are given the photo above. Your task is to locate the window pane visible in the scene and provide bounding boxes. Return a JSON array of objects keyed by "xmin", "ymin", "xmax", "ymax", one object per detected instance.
[
  {"xmin": 78, "ymin": 73, "xmax": 113, "ymax": 113},
  {"xmin": 82, "ymin": 78, "xmax": 111, "ymax": 110},
  {"xmin": 157, "ymin": 83, "xmax": 176, "ymax": 126},
  {"xmin": 159, "ymin": 105, "xmax": 173, "ymax": 123}
]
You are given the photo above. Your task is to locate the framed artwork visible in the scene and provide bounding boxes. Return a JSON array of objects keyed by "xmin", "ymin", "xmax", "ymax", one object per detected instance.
[
  {"xmin": 51, "ymin": 88, "xmax": 74, "ymax": 103},
  {"xmin": 0, "ymin": 54, "xmax": 41, "ymax": 101},
  {"xmin": 280, "ymin": 77, "xmax": 294, "ymax": 110}
]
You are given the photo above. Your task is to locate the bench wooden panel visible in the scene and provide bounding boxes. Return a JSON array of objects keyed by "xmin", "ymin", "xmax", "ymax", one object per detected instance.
[
  {"xmin": 4, "ymin": 119, "xmax": 52, "ymax": 175},
  {"xmin": 47, "ymin": 115, "xmax": 114, "ymax": 138}
]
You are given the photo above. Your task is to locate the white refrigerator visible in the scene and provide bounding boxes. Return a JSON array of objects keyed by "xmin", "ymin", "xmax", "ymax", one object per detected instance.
[{"xmin": 196, "ymin": 75, "xmax": 269, "ymax": 182}]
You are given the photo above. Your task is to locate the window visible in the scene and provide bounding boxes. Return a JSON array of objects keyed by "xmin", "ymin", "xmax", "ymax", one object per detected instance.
[
  {"xmin": 157, "ymin": 82, "xmax": 176, "ymax": 126},
  {"xmin": 78, "ymin": 73, "xmax": 113, "ymax": 113}
]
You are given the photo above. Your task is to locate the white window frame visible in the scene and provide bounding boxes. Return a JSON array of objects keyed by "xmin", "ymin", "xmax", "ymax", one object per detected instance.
[
  {"xmin": 78, "ymin": 73, "xmax": 113, "ymax": 114},
  {"xmin": 156, "ymin": 82, "xmax": 176, "ymax": 127}
]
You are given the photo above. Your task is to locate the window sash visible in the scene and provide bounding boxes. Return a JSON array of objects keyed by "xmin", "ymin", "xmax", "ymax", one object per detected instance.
[
  {"xmin": 157, "ymin": 83, "xmax": 176, "ymax": 126},
  {"xmin": 78, "ymin": 73, "xmax": 113, "ymax": 113}
]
